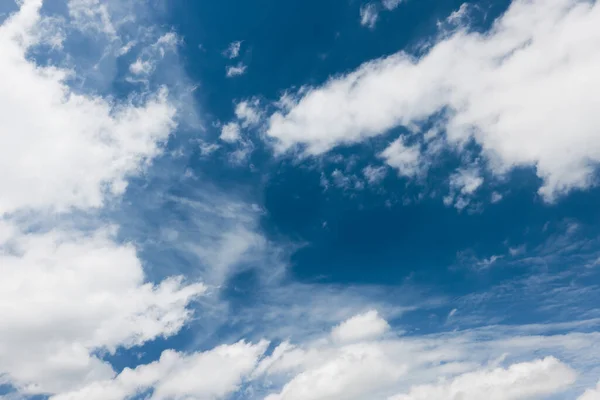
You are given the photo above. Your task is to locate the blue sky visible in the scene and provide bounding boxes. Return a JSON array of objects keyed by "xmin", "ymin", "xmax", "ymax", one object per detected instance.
[{"xmin": 1, "ymin": 0, "xmax": 600, "ymax": 399}]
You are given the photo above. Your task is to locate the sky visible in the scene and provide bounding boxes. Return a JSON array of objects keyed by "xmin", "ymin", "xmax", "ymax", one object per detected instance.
[{"xmin": 1, "ymin": 0, "xmax": 600, "ymax": 399}]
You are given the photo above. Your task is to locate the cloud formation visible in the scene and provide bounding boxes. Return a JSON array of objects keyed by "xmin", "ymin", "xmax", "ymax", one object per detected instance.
[
  {"xmin": 257, "ymin": 312, "xmax": 598, "ymax": 400},
  {"xmin": 50, "ymin": 340, "xmax": 269, "ymax": 400},
  {"xmin": 266, "ymin": 0, "xmax": 600, "ymax": 200},
  {"xmin": 0, "ymin": 0, "xmax": 204, "ymax": 395}
]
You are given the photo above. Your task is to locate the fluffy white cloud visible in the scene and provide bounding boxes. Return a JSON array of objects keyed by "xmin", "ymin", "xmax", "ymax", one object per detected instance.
[
  {"xmin": 50, "ymin": 340, "xmax": 269, "ymax": 400},
  {"xmin": 259, "ymin": 312, "xmax": 600, "ymax": 400},
  {"xmin": 331, "ymin": 310, "xmax": 390, "ymax": 343},
  {"xmin": 266, "ymin": 0, "xmax": 600, "ymax": 200},
  {"xmin": 0, "ymin": 225, "xmax": 205, "ymax": 394},
  {"xmin": 444, "ymin": 167, "xmax": 484, "ymax": 210},
  {"xmin": 380, "ymin": 137, "xmax": 423, "ymax": 178},
  {"xmin": 578, "ymin": 381, "xmax": 600, "ymax": 400},
  {"xmin": 220, "ymin": 122, "xmax": 242, "ymax": 143},
  {"xmin": 0, "ymin": 1, "xmax": 205, "ymax": 396},
  {"xmin": 235, "ymin": 99, "xmax": 263, "ymax": 127},
  {"xmin": 264, "ymin": 343, "xmax": 408, "ymax": 400},
  {"xmin": 0, "ymin": 1, "xmax": 177, "ymax": 215},
  {"xmin": 390, "ymin": 357, "xmax": 576, "ymax": 400}
]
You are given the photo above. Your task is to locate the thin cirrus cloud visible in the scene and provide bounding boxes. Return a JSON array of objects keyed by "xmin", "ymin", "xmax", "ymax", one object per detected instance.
[
  {"xmin": 266, "ymin": 0, "xmax": 600, "ymax": 201},
  {"xmin": 223, "ymin": 40, "xmax": 242, "ymax": 59},
  {"xmin": 360, "ymin": 0, "xmax": 403, "ymax": 28},
  {"xmin": 226, "ymin": 62, "xmax": 248, "ymax": 77}
]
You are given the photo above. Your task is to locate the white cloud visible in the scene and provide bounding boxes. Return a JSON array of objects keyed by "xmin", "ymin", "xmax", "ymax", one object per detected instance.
[
  {"xmin": 509, "ymin": 245, "xmax": 526, "ymax": 256},
  {"xmin": 235, "ymin": 99, "xmax": 263, "ymax": 127},
  {"xmin": 578, "ymin": 381, "xmax": 600, "ymax": 400},
  {"xmin": 491, "ymin": 191, "xmax": 504, "ymax": 203},
  {"xmin": 360, "ymin": 3, "xmax": 379, "ymax": 29},
  {"xmin": 130, "ymin": 58, "xmax": 152, "ymax": 75},
  {"xmin": 450, "ymin": 168, "xmax": 483, "ymax": 196},
  {"xmin": 331, "ymin": 310, "xmax": 390, "ymax": 343},
  {"xmin": 254, "ymin": 315, "xmax": 598, "ymax": 400},
  {"xmin": 390, "ymin": 357, "xmax": 576, "ymax": 400},
  {"xmin": 446, "ymin": 3, "xmax": 470, "ymax": 25},
  {"xmin": 0, "ymin": 1, "xmax": 205, "ymax": 396},
  {"xmin": 128, "ymin": 32, "xmax": 180, "ymax": 78},
  {"xmin": 477, "ymin": 254, "xmax": 503, "ymax": 269},
  {"xmin": 0, "ymin": 225, "xmax": 205, "ymax": 395},
  {"xmin": 382, "ymin": 0, "xmax": 402, "ymax": 11},
  {"xmin": 50, "ymin": 340, "xmax": 269, "ymax": 400},
  {"xmin": 330, "ymin": 169, "xmax": 365, "ymax": 191},
  {"xmin": 363, "ymin": 165, "xmax": 388, "ymax": 185},
  {"xmin": 258, "ymin": 312, "xmax": 600, "ymax": 400},
  {"xmin": 68, "ymin": 0, "xmax": 116, "ymax": 37},
  {"xmin": 220, "ymin": 122, "xmax": 242, "ymax": 143},
  {"xmin": 223, "ymin": 40, "xmax": 242, "ymax": 59},
  {"xmin": 380, "ymin": 137, "xmax": 423, "ymax": 178},
  {"xmin": 265, "ymin": 346, "xmax": 407, "ymax": 400},
  {"xmin": 198, "ymin": 140, "xmax": 221, "ymax": 156},
  {"xmin": 0, "ymin": 3, "xmax": 177, "ymax": 215},
  {"xmin": 266, "ymin": 0, "xmax": 600, "ymax": 201},
  {"xmin": 226, "ymin": 62, "xmax": 247, "ymax": 77},
  {"xmin": 447, "ymin": 308, "xmax": 458, "ymax": 320},
  {"xmin": 444, "ymin": 167, "xmax": 484, "ymax": 209}
]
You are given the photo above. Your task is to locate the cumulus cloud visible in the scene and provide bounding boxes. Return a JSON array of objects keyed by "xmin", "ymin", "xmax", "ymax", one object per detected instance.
[
  {"xmin": 266, "ymin": 0, "xmax": 600, "ymax": 201},
  {"xmin": 220, "ymin": 122, "xmax": 242, "ymax": 143},
  {"xmin": 258, "ymin": 311, "xmax": 597, "ymax": 400},
  {"xmin": 444, "ymin": 167, "xmax": 484, "ymax": 210},
  {"xmin": 50, "ymin": 340, "xmax": 269, "ymax": 400},
  {"xmin": 0, "ymin": 1, "xmax": 204, "ymax": 396},
  {"xmin": 0, "ymin": 3, "xmax": 177, "ymax": 215},
  {"xmin": 0, "ymin": 225, "xmax": 205, "ymax": 394},
  {"xmin": 578, "ymin": 381, "xmax": 600, "ymax": 400},
  {"xmin": 331, "ymin": 310, "xmax": 390, "ymax": 343},
  {"xmin": 380, "ymin": 137, "xmax": 423, "ymax": 178},
  {"xmin": 390, "ymin": 357, "xmax": 576, "ymax": 400},
  {"xmin": 235, "ymin": 99, "xmax": 263, "ymax": 127}
]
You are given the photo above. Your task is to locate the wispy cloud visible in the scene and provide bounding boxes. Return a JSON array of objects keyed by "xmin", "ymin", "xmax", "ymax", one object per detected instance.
[
  {"xmin": 226, "ymin": 62, "xmax": 247, "ymax": 77},
  {"xmin": 223, "ymin": 40, "xmax": 242, "ymax": 59},
  {"xmin": 360, "ymin": 3, "xmax": 379, "ymax": 29}
]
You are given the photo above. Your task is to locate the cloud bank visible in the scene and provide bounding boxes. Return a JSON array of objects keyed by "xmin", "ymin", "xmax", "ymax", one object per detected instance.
[{"xmin": 266, "ymin": 0, "xmax": 600, "ymax": 201}]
